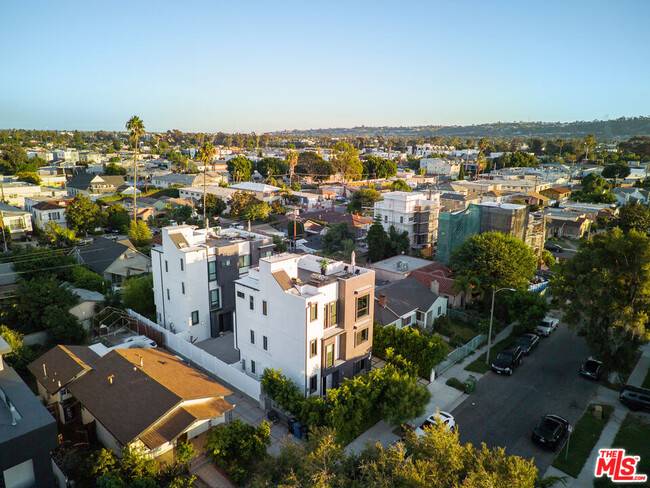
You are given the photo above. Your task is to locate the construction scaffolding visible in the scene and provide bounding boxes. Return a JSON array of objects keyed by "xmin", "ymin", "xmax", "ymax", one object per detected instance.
[
  {"xmin": 479, "ymin": 203, "xmax": 528, "ymax": 241},
  {"xmin": 436, "ymin": 204, "xmax": 482, "ymax": 265}
]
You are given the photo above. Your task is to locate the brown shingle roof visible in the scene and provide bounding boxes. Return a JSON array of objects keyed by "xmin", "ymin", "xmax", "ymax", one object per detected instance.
[
  {"xmin": 139, "ymin": 408, "xmax": 196, "ymax": 450},
  {"xmin": 272, "ymin": 269, "xmax": 293, "ymax": 291},
  {"xmin": 28, "ymin": 345, "xmax": 98, "ymax": 395},
  {"xmin": 32, "ymin": 201, "xmax": 66, "ymax": 211}
]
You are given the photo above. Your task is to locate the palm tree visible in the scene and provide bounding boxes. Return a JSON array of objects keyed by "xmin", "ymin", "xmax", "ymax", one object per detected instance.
[
  {"xmin": 452, "ymin": 274, "xmax": 481, "ymax": 309},
  {"xmin": 199, "ymin": 142, "xmax": 217, "ymax": 229},
  {"xmin": 126, "ymin": 115, "xmax": 145, "ymax": 222}
]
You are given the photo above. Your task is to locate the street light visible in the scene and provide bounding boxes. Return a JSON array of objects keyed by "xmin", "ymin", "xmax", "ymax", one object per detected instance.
[{"xmin": 485, "ymin": 287, "xmax": 516, "ymax": 365}]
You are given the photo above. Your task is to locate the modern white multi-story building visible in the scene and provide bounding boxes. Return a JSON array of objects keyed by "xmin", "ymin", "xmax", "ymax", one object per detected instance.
[
  {"xmin": 234, "ymin": 253, "xmax": 375, "ymax": 396},
  {"xmin": 373, "ymin": 191, "xmax": 441, "ymax": 249},
  {"xmin": 419, "ymin": 158, "xmax": 461, "ymax": 178},
  {"xmin": 151, "ymin": 225, "xmax": 274, "ymax": 342}
]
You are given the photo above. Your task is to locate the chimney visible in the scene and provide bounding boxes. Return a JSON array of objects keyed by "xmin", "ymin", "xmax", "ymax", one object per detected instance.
[
  {"xmin": 108, "ymin": 375, "xmax": 115, "ymax": 385},
  {"xmin": 378, "ymin": 295, "xmax": 387, "ymax": 307},
  {"xmin": 430, "ymin": 280, "xmax": 440, "ymax": 295}
]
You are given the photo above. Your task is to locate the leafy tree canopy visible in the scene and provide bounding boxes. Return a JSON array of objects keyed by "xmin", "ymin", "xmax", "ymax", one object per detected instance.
[
  {"xmin": 450, "ymin": 232, "xmax": 537, "ymax": 293},
  {"xmin": 551, "ymin": 229, "xmax": 650, "ymax": 372},
  {"xmin": 332, "ymin": 141, "xmax": 363, "ymax": 181},
  {"xmin": 322, "ymin": 222, "xmax": 355, "ymax": 255},
  {"xmin": 388, "ymin": 179, "xmax": 412, "ymax": 192},
  {"xmin": 602, "ymin": 163, "xmax": 631, "ymax": 179},
  {"xmin": 363, "ymin": 155, "xmax": 397, "ymax": 179},
  {"xmin": 128, "ymin": 220, "xmax": 151, "ymax": 247},
  {"xmin": 66, "ymin": 196, "xmax": 104, "ymax": 236},
  {"xmin": 16, "ymin": 171, "xmax": 42, "ymax": 185},
  {"xmin": 122, "ymin": 274, "xmax": 155, "ymax": 318},
  {"xmin": 295, "ymin": 152, "xmax": 333, "ymax": 181},
  {"xmin": 226, "ymin": 155, "xmax": 252, "ymax": 182},
  {"xmin": 612, "ymin": 202, "xmax": 650, "ymax": 234},
  {"xmin": 104, "ymin": 162, "xmax": 127, "ymax": 176},
  {"xmin": 347, "ymin": 187, "xmax": 381, "ymax": 214}
]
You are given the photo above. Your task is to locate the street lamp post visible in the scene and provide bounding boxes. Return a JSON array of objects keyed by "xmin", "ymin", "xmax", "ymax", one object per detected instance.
[{"xmin": 485, "ymin": 287, "xmax": 516, "ymax": 365}]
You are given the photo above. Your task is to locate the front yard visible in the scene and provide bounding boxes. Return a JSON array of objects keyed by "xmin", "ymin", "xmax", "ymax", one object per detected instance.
[{"xmin": 552, "ymin": 403, "xmax": 614, "ymax": 478}]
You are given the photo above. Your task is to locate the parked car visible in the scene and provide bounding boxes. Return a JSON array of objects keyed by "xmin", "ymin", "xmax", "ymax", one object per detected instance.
[
  {"xmin": 516, "ymin": 333, "xmax": 540, "ymax": 355},
  {"xmin": 78, "ymin": 237, "xmax": 94, "ymax": 246},
  {"xmin": 491, "ymin": 346, "xmax": 523, "ymax": 375},
  {"xmin": 535, "ymin": 317, "xmax": 559, "ymax": 337},
  {"xmin": 579, "ymin": 357, "xmax": 603, "ymax": 380},
  {"xmin": 619, "ymin": 385, "xmax": 650, "ymax": 412},
  {"xmin": 544, "ymin": 244, "xmax": 564, "ymax": 253},
  {"xmin": 415, "ymin": 411, "xmax": 456, "ymax": 436},
  {"xmin": 531, "ymin": 414, "xmax": 571, "ymax": 450}
]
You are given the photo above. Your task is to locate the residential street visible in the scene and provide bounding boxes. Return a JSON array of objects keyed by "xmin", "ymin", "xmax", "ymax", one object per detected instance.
[{"xmin": 452, "ymin": 322, "xmax": 600, "ymax": 473}]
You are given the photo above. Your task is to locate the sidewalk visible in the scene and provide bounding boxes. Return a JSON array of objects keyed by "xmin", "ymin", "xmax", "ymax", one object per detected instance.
[
  {"xmin": 345, "ymin": 323, "xmax": 513, "ymax": 454},
  {"xmin": 545, "ymin": 342, "xmax": 650, "ymax": 487}
]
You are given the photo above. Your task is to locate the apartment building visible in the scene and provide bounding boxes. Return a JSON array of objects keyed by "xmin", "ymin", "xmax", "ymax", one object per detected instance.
[
  {"xmin": 373, "ymin": 191, "xmax": 441, "ymax": 249},
  {"xmin": 151, "ymin": 225, "xmax": 274, "ymax": 342},
  {"xmin": 234, "ymin": 254, "xmax": 375, "ymax": 396}
]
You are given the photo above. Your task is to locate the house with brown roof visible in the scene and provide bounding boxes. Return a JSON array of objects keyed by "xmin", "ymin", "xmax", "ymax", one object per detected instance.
[
  {"xmin": 409, "ymin": 262, "xmax": 465, "ymax": 309},
  {"xmin": 540, "ymin": 186, "xmax": 571, "ymax": 203},
  {"xmin": 28, "ymin": 346, "xmax": 233, "ymax": 458}
]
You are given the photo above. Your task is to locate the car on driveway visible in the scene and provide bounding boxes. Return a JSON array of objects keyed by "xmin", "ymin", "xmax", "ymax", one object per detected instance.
[
  {"xmin": 544, "ymin": 244, "xmax": 564, "ymax": 253},
  {"xmin": 415, "ymin": 411, "xmax": 456, "ymax": 436},
  {"xmin": 535, "ymin": 317, "xmax": 559, "ymax": 337},
  {"xmin": 619, "ymin": 385, "xmax": 650, "ymax": 412},
  {"xmin": 491, "ymin": 346, "xmax": 523, "ymax": 375},
  {"xmin": 516, "ymin": 334, "xmax": 540, "ymax": 355},
  {"xmin": 579, "ymin": 357, "xmax": 603, "ymax": 380},
  {"xmin": 531, "ymin": 414, "xmax": 571, "ymax": 450}
]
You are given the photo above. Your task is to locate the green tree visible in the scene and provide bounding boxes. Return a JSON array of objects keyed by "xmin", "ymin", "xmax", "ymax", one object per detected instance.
[
  {"xmin": 612, "ymin": 202, "xmax": 650, "ymax": 234},
  {"xmin": 202, "ymin": 194, "xmax": 227, "ymax": 217},
  {"xmin": 105, "ymin": 204, "xmax": 130, "ymax": 233},
  {"xmin": 505, "ymin": 291, "xmax": 549, "ymax": 333},
  {"xmin": 388, "ymin": 179, "xmax": 412, "ymax": 192},
  {"xmin": 244, "ymin": 202, "xmax": 270, "ymax": 221},
  {"xmin": 10, "ymin": 247, "xmax": 76, "ymax": 281},
  {"xmin": 229, "ymin": 191, "xmax": 260, "ymax": 216},
  {"xmin": 551, "ymin": 229, "xmax": 650, "ymax": 372},
  {"xmin": 295, "ymin": 152, "xmax": 333, "ymax": 181},
  {"xmin": 0, "ymin": 144, "xmax": 27, "ymax": 174},
  {"xmin": 122, "ymin": 274, "xmax": 155, "ymax": 318},
  {"xmin": 126, "ymin": 115, "xmax": 145, "ymax": 222},
  {"xmin": 322, "ymin": 222, "xmax": 356, "ymax": 255},
  {"xmin": 42, "ymin": 305, "xmax": 87, "ymax": 345},
  {"xmin": 85, "ymin": 448, "xmax": 118, "ymax": 479},
  {"xmin": 451, "ymin": 232, "xmax": 537, "ymax": 294},
  {"xmin": 104, "ymin": 162, "xmax": 127, "ymax": 176},
  {"xmin": 363, "ymin": 155, "xmax": 397, "ymax": 179},
  {"xmin": 541, "ymin": 249, "xmax": 556, "ymax": 268},
  {"xmin": 388, "ymin": 225, "xmax": 410, "ymax": 255},
  {"xmin": 272, "ymin": 235, "xmax": 287, "ymax": 253},
  {"xmin": 15, "ymin": 171, "xmax": 42, "ymax": 185},
  {"xmin": 257, "ymin": 157, "xmax": 288, "ymax": 178},
  {"xmin": 71, "ymin": 266, "xmax": 110, "ymax": 294},
  {"xmin": 66, "ymin": 196, "xmax": 103, "ymax": 236},
  {"xmin": 602, "ymin": 163, "xmax": 631, "ymax": 179},
  {"xmin": 457, "ymin": 165, "xmax": 466, "ymax": 180},
  {"xmin": 347, "ymin": 187, "xmax": 381, "ymax": 214},
  {"xmin": 204, "ymin": 419, "xmax": 271, "ymax": 484},
  {"xmin": 173, "ymin": 441, "xmax": 197, "ymax": 471},
  {"xmin": 120, "ymin": 444, "xmax": 158, "ymax": 481},
  {"xmin": 128, "ymin": 220, "xmax": 151, "ymax": 247},
  {"xmin": 0, "ymin": 225, "xmax": 12, "ymax": 251},
  {"xmin": 332, "ymin": 141, "xmax": 363, "ymax": 183},
  {"xmin": 42, "ymin": 221, "xmax": 78, "ymax": 248},
  {"xmin": 227, "ymin": 155, "xmax": 252, "ymax": 182},
  {"xmin": 366, "ymin": 215, "xmax": 390, "ymax": 262}
]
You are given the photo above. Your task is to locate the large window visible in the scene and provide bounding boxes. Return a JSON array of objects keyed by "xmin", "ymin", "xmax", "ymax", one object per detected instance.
[
  {"xmin": 309, "ymin": 303, "xmax": 318, "ymax": 322},
  {"xmin": 356, "ymin": 327, "xmax": 369, "ymax": 345},
  {"xmin": 191, "ymin": 311, "xmax": 199, "ymax": 325},
  {"xmin": 353, "ymin": 358, "xmax": 366, "ymax": 375},
  {"xmin": 325, "ymin": 301, "xmax": 338, "ymax": 328},
  {"xmin": 325, "ymin": 344, "xmax": 334, "ymax": 368},
  {"xmin": 210, "ymin": 289, "xmax": 220, "ymax": 308},
  {"xmin": 356, "ymin": 295, "xmax": 370, "ymax": 319},
  {"xmin": 208, "ymin": 261, "xmax": 217, "ymax": 281},
  {"xmin": 310, "ymin": 339, "xmax": 317, "ymax": 358},
  {"xmin": 238, "ymin": 254, "xmax": 251, "ymax": 268},
  {"xmin": 402, "ymin": 315, "xmax": 412, "ymax": 327}
]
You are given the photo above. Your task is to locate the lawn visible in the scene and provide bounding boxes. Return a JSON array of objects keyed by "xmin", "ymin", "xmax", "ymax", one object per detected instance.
[
  {"xmin": 464, "ymin": 333, "xmax": 518, "ymax": 374},
  {"xmin": 593, "ymin": 413, "xmax": 650, "ymax": 487},
  {"xmin": 552, "ymin": 404, "xmax": 614, "ymax": 478}
]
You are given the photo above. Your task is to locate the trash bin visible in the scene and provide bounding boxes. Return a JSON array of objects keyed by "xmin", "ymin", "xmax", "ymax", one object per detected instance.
[
  {"xmin": 464, "ymin": 375, "xmax": 477, "ymax": 394},
  {"xmin": 292, "ymin": 422, "xmax": 304, "ymax": 439}
]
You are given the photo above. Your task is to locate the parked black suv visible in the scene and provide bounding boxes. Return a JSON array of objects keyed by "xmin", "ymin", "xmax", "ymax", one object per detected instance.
[
  {"xmin": 579, "ymin": 357, "xmax": 603, "ymax": 381},
  {"xmin": 516, "ymin": 333, "xmax": 540, "ymax": 355},
  {"xmin": 531, "ymin": 414, "xmax": 571, "ymax": 450},
  {"xmin": 619, "ymin": 385, "xmax": 650, "ymax": 412},
  {"xmin": 544, "ymin": 244, "xmax": 564, "ymax": 253},
  {"xmin": 491, "ymin": 346, "xmax": 523, "ymax": 375}
]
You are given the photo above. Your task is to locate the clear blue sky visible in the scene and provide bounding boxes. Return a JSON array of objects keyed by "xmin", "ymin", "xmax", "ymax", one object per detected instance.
[{"xmin": 1, "ymin": 0, "xmax": 649, "ymax": 133}]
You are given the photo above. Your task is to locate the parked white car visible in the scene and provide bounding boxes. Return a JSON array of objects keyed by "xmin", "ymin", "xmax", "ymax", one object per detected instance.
[
  {"xmin": 415, "ymin": 411, "xmax": 456, "ymax": 436},
  {"xmin": 535, "ymin": 317, "xmax": 559, "ymax": 337}
]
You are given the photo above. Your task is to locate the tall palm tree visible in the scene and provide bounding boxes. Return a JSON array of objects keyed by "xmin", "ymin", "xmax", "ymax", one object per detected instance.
[
  {"xmin": 452, "ymin": 274, "xmax": 481, "ymax": 309},
  {"xmin": 126, "ymin": 115, "xmax": 145, "ymax": 222},
  {"xmin": 199, "ymin": 142, "xmax": 217, "ymax": 229}
]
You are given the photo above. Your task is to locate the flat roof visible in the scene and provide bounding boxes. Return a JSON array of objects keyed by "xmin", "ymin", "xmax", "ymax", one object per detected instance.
[{"xmin": 370, "ymin": 255, "xmax": 433, "ymax": 273}]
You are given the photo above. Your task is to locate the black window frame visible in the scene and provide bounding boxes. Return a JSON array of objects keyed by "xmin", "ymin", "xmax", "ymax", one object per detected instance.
[
  {"xmin": 310, "ymin": 339, "xmax": 317, "ymax": 358},
  {"xmin": 263, "ymin": 335, "xmax": 268, "ymax": 351},
  {"xmin": 263, "ymin": 300, "xmax": 268, "ymax": 316},
  {"xmin": 191, "ymin": 310, "xmax": 199, "ymax": 325},
  {"xmin": 250, "ymin": 330, "xmax": 255, "ymax": 344},
  {"xmin": 208, "ymin": 261, "xmax": 217, "ymax": 281},
  {"xmin": 309, "ymin": 375, "xmax": 318, "ymax": 394},
  {"xmin": 210, "ymin": 289, "xmax": 220, "ymax": 308}
]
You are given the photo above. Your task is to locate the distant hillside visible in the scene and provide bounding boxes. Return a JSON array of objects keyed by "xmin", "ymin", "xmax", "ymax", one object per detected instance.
[{"xmin": 275, "ymin": 117, "xmax": 650, "ymax": 141}]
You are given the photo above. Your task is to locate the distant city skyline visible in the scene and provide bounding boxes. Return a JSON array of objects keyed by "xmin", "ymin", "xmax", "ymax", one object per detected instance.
[{"xmin": 2, "ymin": 0, "xmax": 649, "ymax": 133}]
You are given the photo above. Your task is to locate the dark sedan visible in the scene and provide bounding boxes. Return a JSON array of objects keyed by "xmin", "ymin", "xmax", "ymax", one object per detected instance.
[
  {"xmin": 579, "ymin": 357, "xmax": 603, "ymax": 380},
  {"xmin": 516, "ymin": 334, "xmax": 540, "ymax": 355},
  {"xmin": 491, "ymin": 346, "xmax": 523, "ymax": 375},
  {"xmin": 544, "ymin": 244, "xmax": 564, "ymax": 253},
  {"xmin": 531, "ymin": 414, "xmax": 571, "ymax": 450}
]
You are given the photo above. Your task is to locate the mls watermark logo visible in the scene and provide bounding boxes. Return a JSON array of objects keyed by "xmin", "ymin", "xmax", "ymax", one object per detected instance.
[{"xmin": 595, "ymin": 449, "xmax": 647, "ymax": 483}]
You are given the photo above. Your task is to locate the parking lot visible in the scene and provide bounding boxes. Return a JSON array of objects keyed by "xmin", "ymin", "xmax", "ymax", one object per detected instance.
[{"xmin": 452, "ymin": 322, "xmax": 600, "ymax": 473}]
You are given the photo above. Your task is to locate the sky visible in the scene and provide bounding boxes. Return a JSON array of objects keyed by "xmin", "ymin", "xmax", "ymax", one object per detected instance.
[{"xmin": 1, "ymin": 0, "xmax": 649, "ymax": 133}]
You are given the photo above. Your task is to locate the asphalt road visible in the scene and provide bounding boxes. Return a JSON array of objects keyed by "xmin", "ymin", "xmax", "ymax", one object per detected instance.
[{"xmin": 452, "ymin": 321, "xmax": 600, "ymax": 473}]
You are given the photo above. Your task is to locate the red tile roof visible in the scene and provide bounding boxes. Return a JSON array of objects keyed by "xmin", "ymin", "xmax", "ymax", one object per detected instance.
[{"xmin": 409, "ymin": 262, "xmax": 458, "ymax": 295}]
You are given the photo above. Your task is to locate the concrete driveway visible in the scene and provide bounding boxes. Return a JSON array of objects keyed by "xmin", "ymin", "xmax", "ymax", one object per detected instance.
[{"xmin": 452, "ymin": 322, "xmax": 600, "ymax": 473}]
